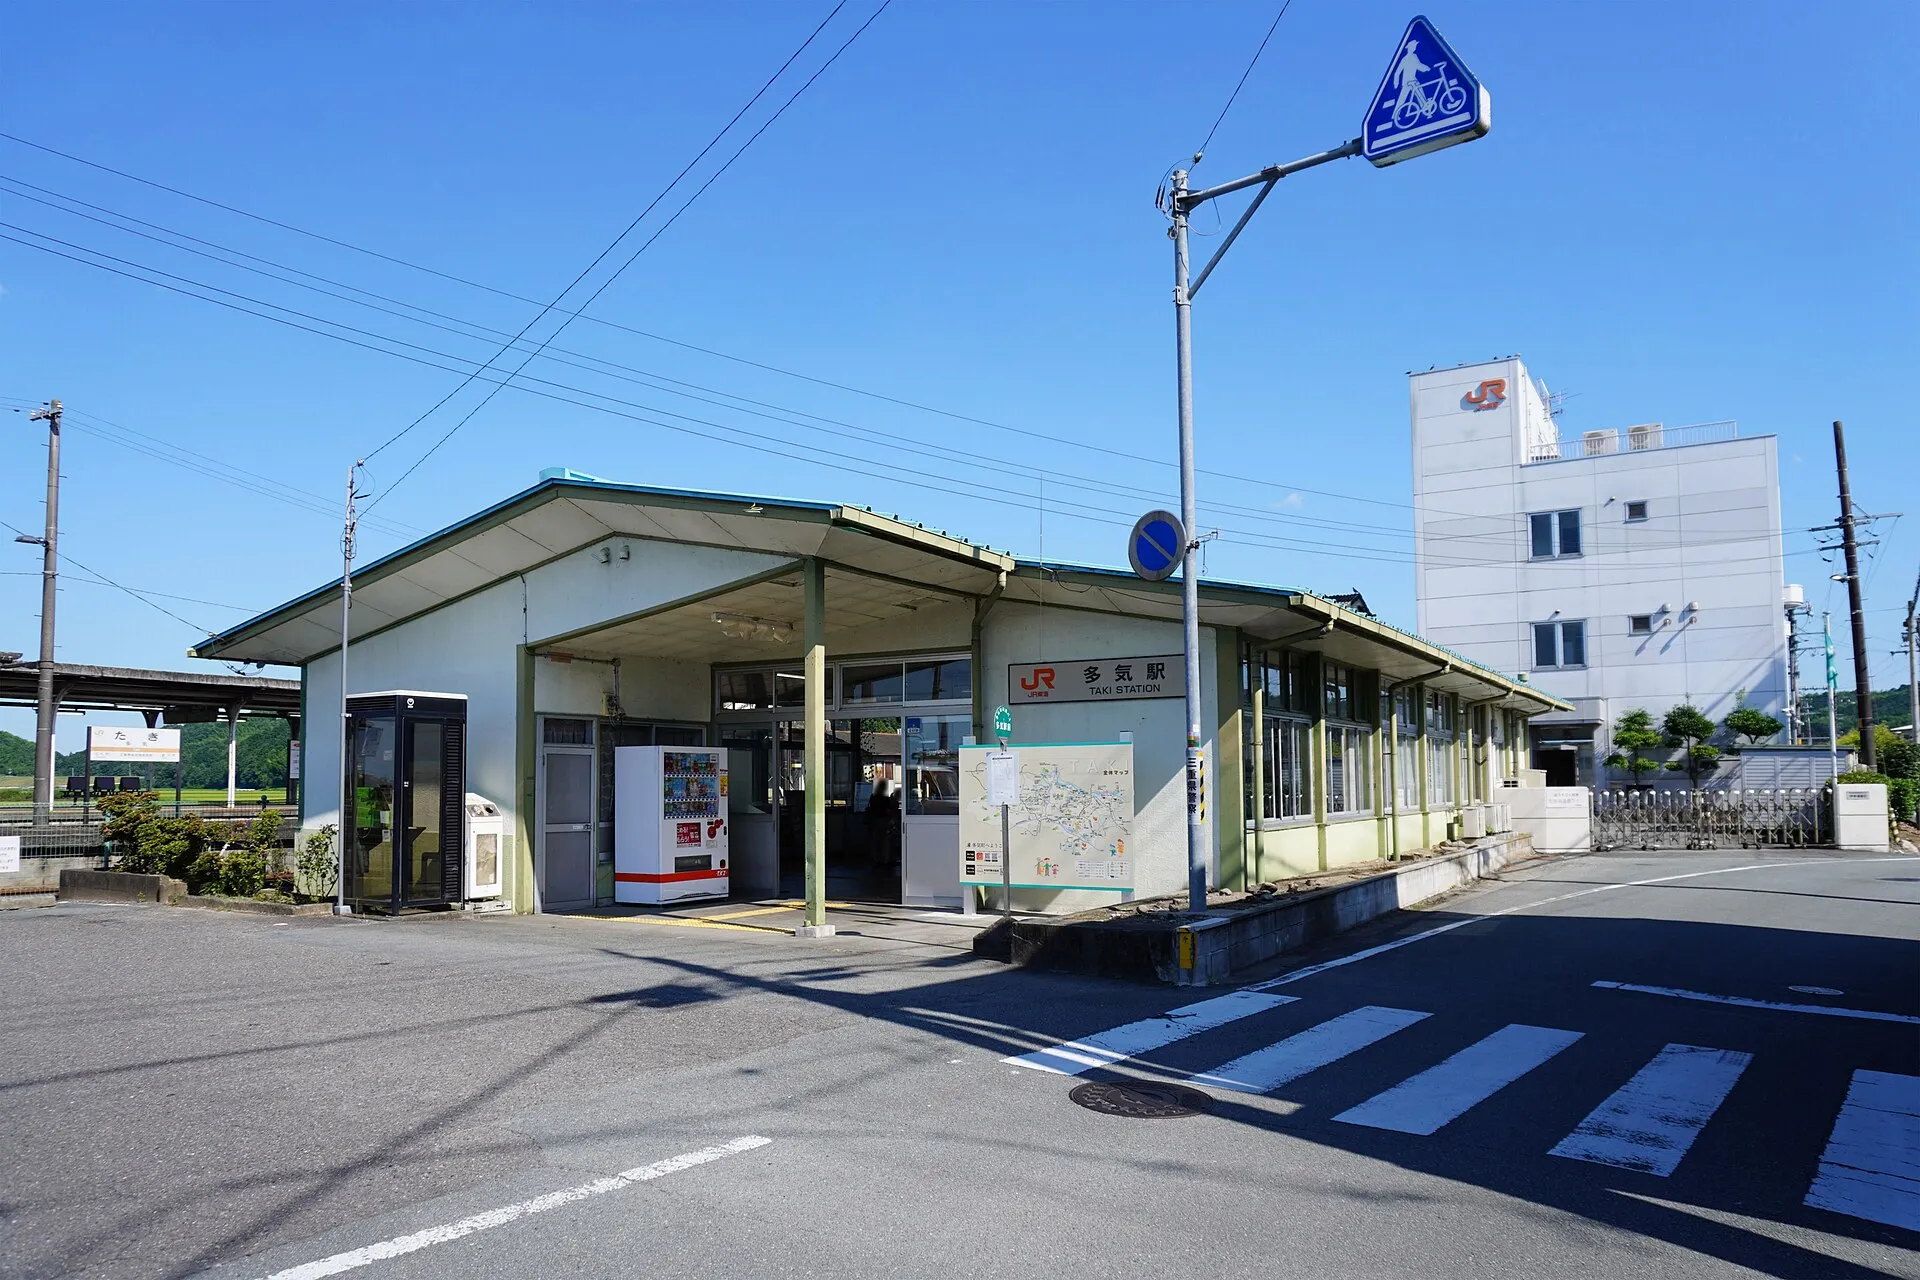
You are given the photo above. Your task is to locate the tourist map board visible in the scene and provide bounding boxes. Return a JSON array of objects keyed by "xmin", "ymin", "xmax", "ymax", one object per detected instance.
[{"xmin": 958, "ymin": 741, "xmax": 1133, "ymax": 891}]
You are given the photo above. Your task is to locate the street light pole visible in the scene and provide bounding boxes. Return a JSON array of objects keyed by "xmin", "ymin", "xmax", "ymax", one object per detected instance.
[
  {"xmin": 1167, "ymin": 139, "xmax": 1361, "ymax": 915},
  {"xmin": 335, "ymin": 460, "xmax": 364, "ymax": 916},
  {"xmin": 24, "ymin": 399, "xmax": 61, "ymax": 827}
]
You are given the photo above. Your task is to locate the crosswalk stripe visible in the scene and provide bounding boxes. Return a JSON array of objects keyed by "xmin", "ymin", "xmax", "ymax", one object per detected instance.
[
  {"xmin": 1547, "ymin": 1044, "xmax": 1751, "ymax": 1175},
  {"xmin": 1805, "ymin": 1069, "xmax": 1920, "ymax": 1232},
  {"xmin": 1334, "ymin": 1024, "xmax": 1585, "ymax": 1135},
  {"xmin": 1006, "ymin": 990, "xmax": 1297, "ymax": 1076},
  {"xmin": 1192, "ymin": 1006, "xmax": 1430, "ymax": 1094}
]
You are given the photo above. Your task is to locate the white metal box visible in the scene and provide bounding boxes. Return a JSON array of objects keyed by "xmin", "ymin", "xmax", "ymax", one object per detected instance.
[
  {"xmin": 1833, "ymin": 783, "xmax": 1889, "ymax": 853},
  {"xmin": 614, "ymin": 746, "xmax": 730, "ymax": 904},
  {"xmin": 463, "ymin": 792, "xmax": 505, "ymax": 899},
  {"xmin": 1460, "ymin": 806, "xmax": 1488, "ymax": 839}
]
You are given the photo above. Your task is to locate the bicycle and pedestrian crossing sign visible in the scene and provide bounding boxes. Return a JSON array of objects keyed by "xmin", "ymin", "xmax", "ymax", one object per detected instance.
[{"xmin": 1362, "ymin": 15, "xmax": 1490, "ymax": 166}]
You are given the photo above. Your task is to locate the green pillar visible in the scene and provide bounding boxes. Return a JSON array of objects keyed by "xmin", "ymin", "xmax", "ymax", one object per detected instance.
[
  {"xmin": 1309, "ymin": 653, "xmax": 1328, "ymax": 872},
  {"xmin": 514, "ymin": 643, "xmax": 536, "ymax": 914},
  {"xmin": 1250, "ymin": 658, "xmax": 1267, "ymax": 886},
  {"xmin": 800, "ymin": 559, "xmax": 832, "ymax": 935},
  {"xmin": 1214, "ymin": 628, "xmax": 1246, "ymax": 892},
  {"xmin": 1416, "ymin": 686, "xmax": 1432, "ymax": 847}
]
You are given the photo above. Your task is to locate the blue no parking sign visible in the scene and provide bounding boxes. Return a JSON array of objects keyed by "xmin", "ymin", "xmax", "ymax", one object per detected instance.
[{"xmin": 1129, "ymin": 510, "xmax": 1185, "ymax": 582}]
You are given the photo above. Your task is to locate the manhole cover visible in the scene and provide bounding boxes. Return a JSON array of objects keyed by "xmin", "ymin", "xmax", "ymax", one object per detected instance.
[{"xmin": 1069, "ymin": 1080, "xmax": 1212, "ymax": 1118}]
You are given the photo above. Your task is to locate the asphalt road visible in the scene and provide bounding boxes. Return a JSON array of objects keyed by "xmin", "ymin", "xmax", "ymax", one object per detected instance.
[{"xmin": 2, "ymin": 849, "xmax": 1916, "ymax": 1279}]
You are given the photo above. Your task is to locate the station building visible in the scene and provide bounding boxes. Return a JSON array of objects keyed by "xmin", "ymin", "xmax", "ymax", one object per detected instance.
[{"xmin": 192, "ymin": 474, "xmax": 1567, "ymax": 916}]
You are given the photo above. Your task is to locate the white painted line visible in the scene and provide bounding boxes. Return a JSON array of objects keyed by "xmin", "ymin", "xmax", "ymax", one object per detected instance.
[
  {"xmin": 1192, "ymin": 1006, "xmax": 1429, "ymax": 1094},
  {"xmin": 1548, "ymin": 1044, "xmax": 1751, "ymax": 1175},
  {"xmin": 1805, "ymin": 1069, "xmax": 1920, "ymax": 1232},
  {"xmin": 1005, "ymin": 991, "xmax": 1296, "ymax": 1076},
  {"xmin": 255, "ymin": 1136, "xmax": 771, "ymax": 1280},
  {"xmin": 1591, "ymin": 981, "xmax": 1920, "ymax": 1026},
  {"xmin": 1245, "ymin": 857, "xmax": 1915, "ymax": 993},
  {"xmin": 1789, "ymin": 985, "xmax": 1843, "ymax": 996},
  {"xmin": 1334, "ymin": 1024, "xmax": 1584, "ymax": 1135}
]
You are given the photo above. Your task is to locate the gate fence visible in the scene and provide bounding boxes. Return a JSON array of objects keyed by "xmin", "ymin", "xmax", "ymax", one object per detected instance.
[{"xmin": 1592, "ymin": 788, "xmax": 1828, "ymax": 851}]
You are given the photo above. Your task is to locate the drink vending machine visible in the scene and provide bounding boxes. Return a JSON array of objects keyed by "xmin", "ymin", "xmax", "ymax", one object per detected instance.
[{"xmin": 613, "ymin": 746, "xmax": 730, "ymax": 903}]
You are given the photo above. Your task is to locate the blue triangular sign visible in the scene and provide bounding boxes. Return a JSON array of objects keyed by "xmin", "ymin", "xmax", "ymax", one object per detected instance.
[{"xmin": 1362, "ymin": 15, "xmax": 1490, "ymax": 167}]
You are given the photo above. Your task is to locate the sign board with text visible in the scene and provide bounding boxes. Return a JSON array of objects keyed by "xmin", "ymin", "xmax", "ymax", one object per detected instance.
[
  {"xmin": 87, "ymin": 726, "xmax": 181, "ymax": 764},
  {"xmin": 958, "ymin": 742, "xmax": 1133, "ymax": 890},
  {"xmin": 0, "ymin": 835, "xmax": 19, "ymax": 874},
  {"xmin": 1008, "ymin": 655, "xmax": 1184, "ymax": 705}
]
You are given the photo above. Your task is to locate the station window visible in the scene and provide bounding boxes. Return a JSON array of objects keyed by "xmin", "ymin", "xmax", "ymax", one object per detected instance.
[
  {"xmin": 1625, "ymin": 500, "xmax": 1649, "ymax": 522},
  {"xmin": 904, "ymin": 657, "xmax": 972, "ymax": 702},
  {"xmin": 1532, "ymin": 619, "xmax": 1588, "ymax": 669},
  {"xmin": 1528, "ymin": 509, "xmax": 1582, "ymax": 558},
  {"xmin": 840, "ymin": 662, "xmax": 904, "ymax": 705}
]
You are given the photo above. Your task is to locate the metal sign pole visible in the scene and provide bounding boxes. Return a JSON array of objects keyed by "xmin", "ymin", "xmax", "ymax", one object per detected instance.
[
  {"xmin": 1170, "ymin": 170, "xmax": 1207, "ymax": 916},
  {"xmin": 1000, "ymin": 801, "xmax": 1012, "ymax": 921}
]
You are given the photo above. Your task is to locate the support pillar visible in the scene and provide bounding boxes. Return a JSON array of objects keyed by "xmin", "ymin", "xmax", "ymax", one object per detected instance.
[
  {"xmin": 226, "ymin": 702, "xmax": 240, "ymax": 806},
  {"xmin": 1214, "ymin": 628, "xmax": 1246, "ymax": 892},
  {"xmin": 1250, "ymin": 653, "xmax": 1267, "ymax": 886},
  {"xmin": 799, "ymin": 559, "xmax": 833, "ymax": 936}
]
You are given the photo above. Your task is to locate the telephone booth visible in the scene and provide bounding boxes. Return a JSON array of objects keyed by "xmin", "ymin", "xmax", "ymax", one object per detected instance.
[{"xmin": 343, "ymin": 691, "xmax": 468, "ymax": 913}]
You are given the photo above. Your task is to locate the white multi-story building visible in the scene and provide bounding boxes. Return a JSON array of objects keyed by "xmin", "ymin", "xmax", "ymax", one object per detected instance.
[{"xmin": 1410, "ymin": 356, "xmax": 1790, "ymax": 787}]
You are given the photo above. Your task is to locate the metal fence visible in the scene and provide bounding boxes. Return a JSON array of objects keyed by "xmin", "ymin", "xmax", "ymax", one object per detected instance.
[
  {"xmin": 0, "ymin": 803, "xmax": 300, "ymax": 864},
  {"xmin": 1592, "ymin": 788, "xmax": 1828, "ymax": 851}
]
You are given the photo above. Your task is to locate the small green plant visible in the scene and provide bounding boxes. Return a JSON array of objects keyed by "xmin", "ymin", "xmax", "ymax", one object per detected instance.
[
  {"xmin": 1603, "ymin": 708, "xmax": 1664, "ymax": 787},
  {"xmin": 1662, "ymin": 704, "xmax": 1721, "ymax": 787},
  {"xmin": 296, "ymin": 823, "xmax": 339, "ymax": 899}
]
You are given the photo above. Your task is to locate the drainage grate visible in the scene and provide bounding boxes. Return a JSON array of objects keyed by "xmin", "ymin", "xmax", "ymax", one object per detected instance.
[{"xmin": 1069, "ymin": 1080, "xmax": 1212, "ymax": 1119}]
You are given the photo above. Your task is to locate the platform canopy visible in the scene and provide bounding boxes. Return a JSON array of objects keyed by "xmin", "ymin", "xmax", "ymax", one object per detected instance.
[{"xmin": 0, "ymin": 660, "xmax": 299, "ymax": 721}]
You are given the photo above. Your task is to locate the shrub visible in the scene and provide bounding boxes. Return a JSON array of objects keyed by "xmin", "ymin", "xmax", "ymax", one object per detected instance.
[{"xmin": 296, "ymin": 824, "xmax": 339, "ymax": 899}]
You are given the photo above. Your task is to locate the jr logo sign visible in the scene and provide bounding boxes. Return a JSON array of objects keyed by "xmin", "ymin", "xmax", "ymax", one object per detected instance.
[
  {"xmin": 1019, "ymin": 667, "xmax": 1056, "ymax": 694},
  {"xmin": 1463, "ymin": 379, "xmax": 1506, "ymax": 411}
]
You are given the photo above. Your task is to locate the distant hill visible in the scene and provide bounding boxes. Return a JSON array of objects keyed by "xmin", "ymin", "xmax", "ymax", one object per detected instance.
[
  {"xmin": 1803, "ymin": 684, "xmax": 1915, "ymax": 735},
  {"xmin": 1, "ymin": 721, "xmax": 291, "ymax": 788}
]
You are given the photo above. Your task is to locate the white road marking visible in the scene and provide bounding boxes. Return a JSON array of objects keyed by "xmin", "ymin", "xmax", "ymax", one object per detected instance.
[
  {"xmin": 254, "ymin": 1136, "xmax": 771, "ymax": 1279},
  {"xmin": 1245, "ymin": 857, "xmax": 1914, "ymax": 993},
  {"xmin": 1805, "ymin": 1069, "xmax": 1920, "ymax": 1232},
  {"xmin": 1005, "ymin": 991, "xmax": 1295, "ymax": 1076},
  {"xmin": 1334, "ymin": 1024, "xmax": 1584, "ymax": 1135},
  {"xmin": 1788, "ymin": 985, "xmax": 1843, "ymax": 996},
  {"xmin": 1591, "ymin": 981, "xmax": 1920, "ymax": 1026},
  {"xmin": 1192, "ymin": 1006, "xmax": 1429, "ymax": 1094},
  {"xmin": 1548, "ymin": 1043, "xmax": 1752, "ymax": 1175}
]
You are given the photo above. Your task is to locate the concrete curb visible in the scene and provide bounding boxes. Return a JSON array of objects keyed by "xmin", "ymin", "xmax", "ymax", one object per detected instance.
[
  {"xmin": 978, "ymin": 832, "xmax": 1533, "ymax": 986},
  {"xmin": 178, "ymin": 895, "xmax": 335, "ymax": 917},
  {"xmin": 57, "ymin": 869, "xmax": 188, "ymax": 905}
]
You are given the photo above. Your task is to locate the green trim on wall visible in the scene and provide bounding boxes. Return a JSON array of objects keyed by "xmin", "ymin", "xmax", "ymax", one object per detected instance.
[
  {"xmin": 513, "ymin": 644, "xmax": 536, "ymax": 915},
  {"xmin": 1214, "ymin": 626, "xmax": 1246, "ymax": 892}
]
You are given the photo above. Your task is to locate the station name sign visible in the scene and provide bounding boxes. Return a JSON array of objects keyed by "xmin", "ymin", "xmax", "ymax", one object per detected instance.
[
  {"xmin": 88, "ymin": 726, "xmax": 181, "ymax": 763},
  {"xmin": 1008, "ymin": 654, "xmax": 1185, "ymax": 705}
]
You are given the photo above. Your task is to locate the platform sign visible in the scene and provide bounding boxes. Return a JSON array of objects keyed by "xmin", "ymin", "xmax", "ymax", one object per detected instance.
[
  {"xmin": 87, "ymin": 726, "xmax": 180, "ymax": 763},
  {"xmin": 984, "ymin": 750, "xmax": 1020, "ymax": 807},
  {"xmin": 0, "ymin": 834, "xmax": 19, "ymax": 874},
  {"xmin": 1362, "ymin": 15, "xmax": 1490, "ymax": 166},
  {"xmin": 992, "ymin": 705, "xmax": 1013, "ymax": 743},
  {"xmin": 1128, "ymin": 509, "xmax": 1184, "ymax": 583}
]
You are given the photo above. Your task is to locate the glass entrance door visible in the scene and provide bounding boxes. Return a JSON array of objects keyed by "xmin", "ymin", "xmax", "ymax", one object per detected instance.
[{"xmin": 773, "ymin": 716, "xmax": 901, "ymax": 901}]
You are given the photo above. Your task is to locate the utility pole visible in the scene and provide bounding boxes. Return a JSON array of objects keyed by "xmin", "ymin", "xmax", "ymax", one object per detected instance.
[
  {"xmin": 1784, "ymin": 597, "xmax": 1808, "ymax": 744},
  {"xmin": 21, "ymin": 400, "xmax": 61, "ymax": 826},
  {"xmin": 1832, "ymin": 421, "xmax": 1875, "ymax": 770},
  {"xmin": 335, "ymin": 460, "xmax": 364, "ymax": 917},
  {"xmin": 1824, "ymin": 612, "xmax": 1840, "ymax": 780},
  {"xmin": 1905, "ymin": 566, "xmax": 1918, "ymax": 743}
]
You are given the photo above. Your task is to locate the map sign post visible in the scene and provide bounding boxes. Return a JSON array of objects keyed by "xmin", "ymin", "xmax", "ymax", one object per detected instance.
[
  {"xmin": 1160, "ymin": 14, "xmax": 1487, "ymax": 910},
  {"xmin": 985, "ymin": 748, "xmax": 1019, "ymax": 917},
  {"xmin": 959, "ymin": 742, "xmax": 1134, "ymax": 898}
]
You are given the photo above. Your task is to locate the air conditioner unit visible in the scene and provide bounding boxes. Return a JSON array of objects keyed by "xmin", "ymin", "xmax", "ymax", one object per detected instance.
[
  {"xmin": 1461, "ymin": 806, "xmax": 1488, "ymax": 839},
  {"xmin": 1581, "ymin": 429, "xmax": 1618, "ymax": 456},
  {"xmin": 1626, "ymin": 422, "xmax": 1665, "ymax": 451}
]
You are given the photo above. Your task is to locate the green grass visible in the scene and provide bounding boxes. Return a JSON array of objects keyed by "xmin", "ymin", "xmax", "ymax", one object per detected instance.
[{"xmin": 0, "ymin": 787, "xmax": 289, "ymax": 806}]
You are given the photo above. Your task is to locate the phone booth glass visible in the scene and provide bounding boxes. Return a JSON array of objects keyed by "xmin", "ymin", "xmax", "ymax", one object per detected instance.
[{"xmin": 344, "ymin": 692, "xmax": 467, "ymax": 912}]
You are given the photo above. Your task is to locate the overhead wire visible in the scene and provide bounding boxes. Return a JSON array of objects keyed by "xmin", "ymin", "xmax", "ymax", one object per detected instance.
[
  {"xmin": 357, "ymin": 0, "xmax": 858, "ymax": 479},
  {"xmin": 0, "ymin": 515, "xmax": 213, "ymax": 633},
  {"xmin": 1193, "ymin": 0, "xmax": 1294, "ymax": 163}
]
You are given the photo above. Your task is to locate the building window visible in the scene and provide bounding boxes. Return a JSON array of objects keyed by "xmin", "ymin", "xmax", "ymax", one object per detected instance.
[
  {"xmin": 1629, "ymin": 614, "xmax": 1654, "ymax": 636},
  {"xmin": 1425, "ymin": 692, "xmax": 1457, "ymax": 807},
  {"xmin": 1326, "ymin": 723, "xmax": 1374, "ymax": 815},
  {"xmin": 1254, "ymin": 716, "xmax": 1312, "ymax": 821},
  {"xmin": 1529, "ymin": 509, "xmax": 1582, "ymax": 558},
  {"xmin": 1323, "ymin": 661, "xmax": 1355, "ymax": 721},
  {"xmin": 1532, "ymin": 620, "xmax": 1588, "ymax": 669},
  {"xmin": 1392, "ymin": 688, "xmax": 1421, "ymax": 808},
  {"xmin": 1254, "ymin": 650, "xmax": 1309, "ymax": 715},
  {"xmin": 1624, "ymin": 500, "xmax": 1649, "ymax": 522}
]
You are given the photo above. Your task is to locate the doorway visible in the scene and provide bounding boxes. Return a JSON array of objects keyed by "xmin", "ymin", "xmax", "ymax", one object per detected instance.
[
  {"xmin": 776, "ymin": 717, "xmax": 902, "ymax": 902},
  {"xmin": 539, "ymin": 718, "xmax": 595, "ymax": 911}
]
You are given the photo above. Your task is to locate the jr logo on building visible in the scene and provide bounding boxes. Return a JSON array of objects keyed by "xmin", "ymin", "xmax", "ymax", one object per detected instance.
[{"xmin": 1464, "ymin": 379, "xmax": 1506, "ymax": 411}]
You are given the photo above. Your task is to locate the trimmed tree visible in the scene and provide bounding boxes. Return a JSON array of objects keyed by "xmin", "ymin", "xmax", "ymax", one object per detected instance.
[
  {"xmin": 1603, "ymin": 708, "xmax": 1663, "ymax": 788},
  {"xmin": 1724, "ymin": 703, "xmax": 1784, "ymax": 746},
  {"xmin": 1662, "ymin": 703, "xmax": 1721, "ymax": 787}
]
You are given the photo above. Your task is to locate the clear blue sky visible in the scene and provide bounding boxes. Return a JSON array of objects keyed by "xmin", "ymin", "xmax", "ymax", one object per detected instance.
[{"xmin": 3, "ymin": 1, "xmax": 1915, "ymax": 751}]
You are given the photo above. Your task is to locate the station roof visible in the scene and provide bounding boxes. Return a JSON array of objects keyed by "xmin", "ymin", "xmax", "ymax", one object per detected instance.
[
  {"xmin": 193, "ymin": 475, "xmax": 1567, "ymax": 715},
  {"xmin": 0, "ymin": 661, "xmax": 300, "ymax": 718}
]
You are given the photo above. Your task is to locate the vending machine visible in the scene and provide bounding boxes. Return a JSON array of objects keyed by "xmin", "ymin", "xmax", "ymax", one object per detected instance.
[{"xmin": 613, "ymin": 746, "xmax": 730, "ymax": 904}]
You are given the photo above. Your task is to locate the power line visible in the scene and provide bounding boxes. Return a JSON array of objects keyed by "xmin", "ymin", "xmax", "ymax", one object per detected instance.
[
  {"xmin": 366, "ymin": 0, "xmax": 894, "ymax": 510},
  {"xmin": 359, "ymin": 0, "xmax": 858, "ymax": 479},
  {"xmin": 1194, "ymin": 0, "xmax": 1294, "ymax": 163},
  {"xmin": 0, "ymin": 515, "xmax": 211, "ymax": 633}
]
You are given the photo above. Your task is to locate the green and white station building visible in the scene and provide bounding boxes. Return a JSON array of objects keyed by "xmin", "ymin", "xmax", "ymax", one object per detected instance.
[{"xmin": 193, "ymin": 474, "xmax": 1568, "ymax": 918}]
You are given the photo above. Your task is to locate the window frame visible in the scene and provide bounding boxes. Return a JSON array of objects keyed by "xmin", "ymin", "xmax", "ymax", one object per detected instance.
[
  {"xmin": 1527, "ymin": 508, "xmax": 1584, "ymax": 560},
  {"xmin": 1628, "ymin": 614, "xmax": 1654, "ymax": 636},
  {"xmin": 1624, "ymin": 500, "xmax": 1649, "ymax": 523},
  {"xmin": 1531, "ymin": 619, "xmax": 1589, "ymax": 670}
]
